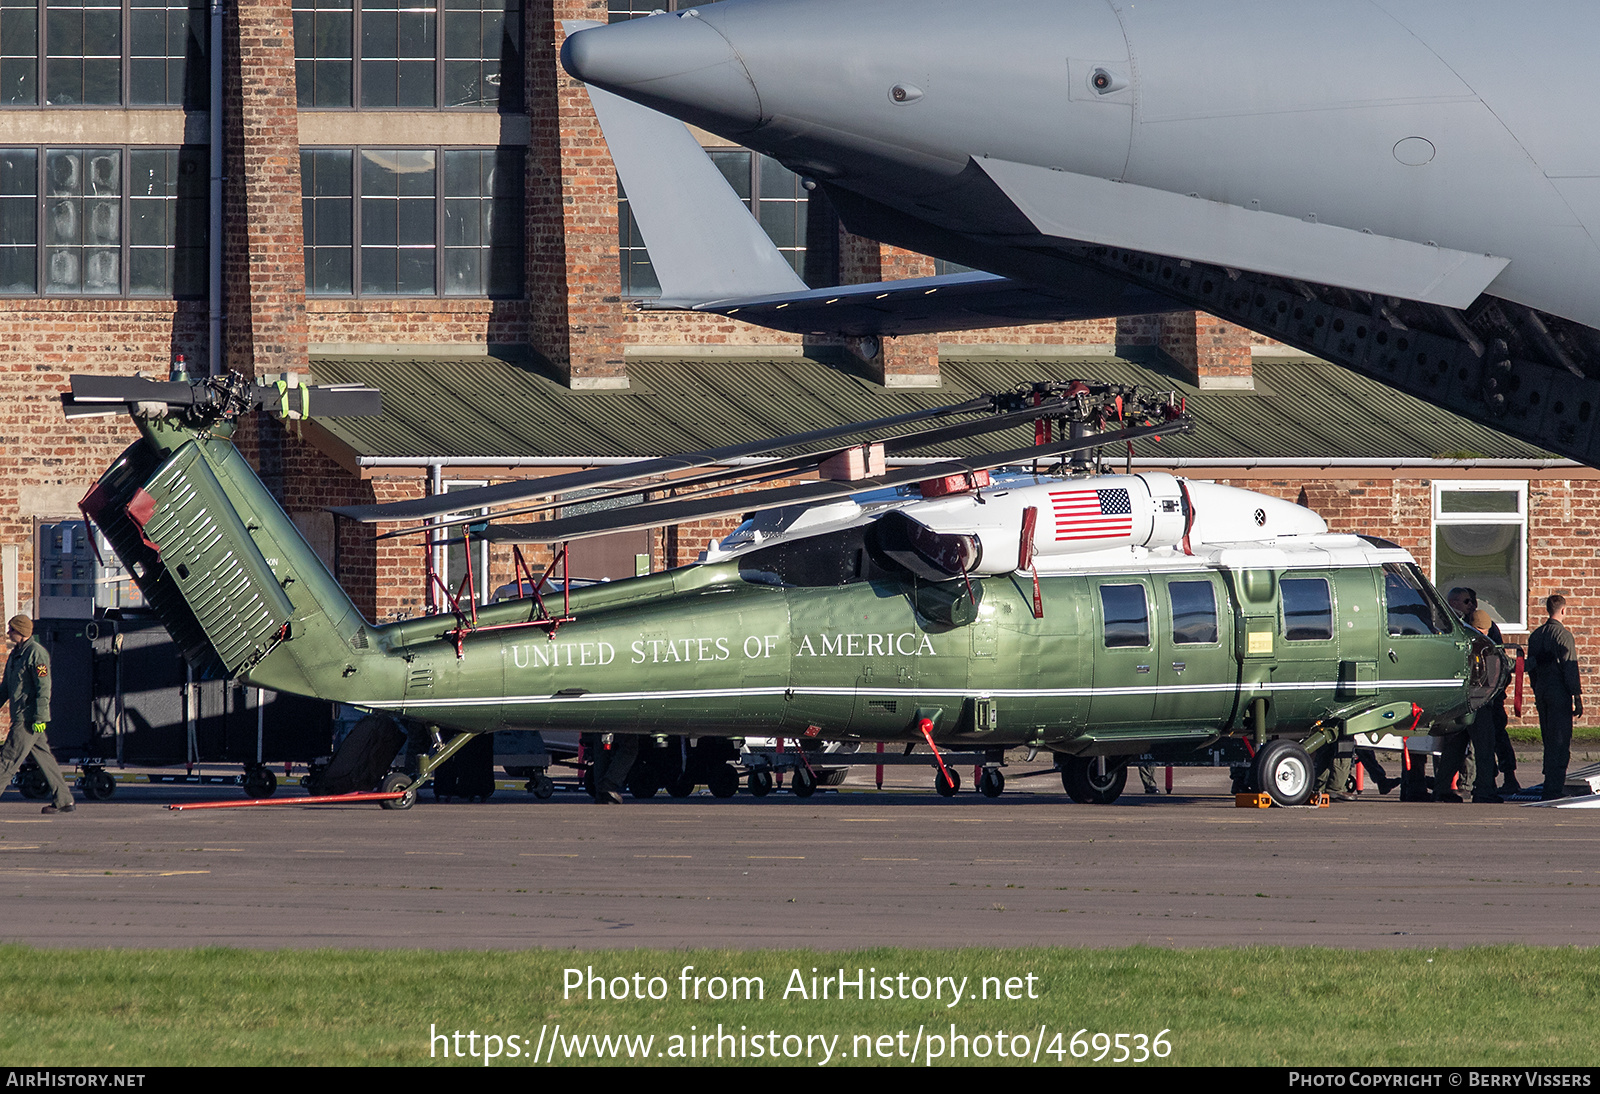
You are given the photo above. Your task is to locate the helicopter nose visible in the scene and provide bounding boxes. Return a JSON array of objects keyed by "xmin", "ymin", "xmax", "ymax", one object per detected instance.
[{"xmin": 561, "ymin": 13, "xmax": 763, "ymax": 135}]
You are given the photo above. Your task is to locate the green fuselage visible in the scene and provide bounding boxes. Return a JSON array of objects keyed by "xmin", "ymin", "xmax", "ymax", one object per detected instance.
[{"xmin": 333, "ymin": 562, "xmax": 1475, "ymax": 756}]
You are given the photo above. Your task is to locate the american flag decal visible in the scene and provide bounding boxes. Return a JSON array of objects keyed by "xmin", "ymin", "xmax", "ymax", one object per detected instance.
[{"xmin": 1050, "ymin": 487, "xmax": 1134, "ymax": 542}]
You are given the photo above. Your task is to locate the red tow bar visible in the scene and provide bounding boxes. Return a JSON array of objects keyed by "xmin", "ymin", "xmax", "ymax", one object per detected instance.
[{"xmin": 168, "ymin": 791, "xmax": 407, "ymax": 811}]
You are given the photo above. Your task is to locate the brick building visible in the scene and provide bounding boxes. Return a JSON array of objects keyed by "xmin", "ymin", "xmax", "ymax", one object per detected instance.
[{"xmin": 1, "ymin": 0, "xmax": 1595, "ymax": 723}]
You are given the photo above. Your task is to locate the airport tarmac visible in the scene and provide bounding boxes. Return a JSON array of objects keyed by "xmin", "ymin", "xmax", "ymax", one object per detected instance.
[{"xmin": 1, "ymin": 761, "xmax": 1596, "ymax": 951}]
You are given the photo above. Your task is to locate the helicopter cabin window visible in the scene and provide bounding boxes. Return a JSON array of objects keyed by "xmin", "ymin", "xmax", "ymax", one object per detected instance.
[
  {"xmin": 737, "ymin": 526, "xmax": 877, "ymax": 588},
  {"xmin": 1383, "ymin": 562, "xmax": 1452, "ymax": 637},
  {"xmin": 1168, "ymin": 580, "xmax": 1218, "ymax": 644},
  {"xmin": 1280, "ymin": 577, "xmax": 1333, "ymax": 641},
  {"xmin": 1100, "ymin": 584, "xmax": 1149, "ymax": 648},
  {"xmin": 1431, "ymin": 481, "xmax": 1527, "ymax": 632}
]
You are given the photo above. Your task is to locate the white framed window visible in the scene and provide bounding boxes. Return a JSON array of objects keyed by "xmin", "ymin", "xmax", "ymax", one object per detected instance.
[{"xmin": 1431, "ymin": 480, "xmax": 1527, "ymax": 632}]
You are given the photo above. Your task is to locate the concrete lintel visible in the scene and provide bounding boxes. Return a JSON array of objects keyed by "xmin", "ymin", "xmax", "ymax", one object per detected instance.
[
  {"xmin": 0, "ymin": 110, "xmax": 202, "ymax": 145},
  {"xmin": 623, "ymin": 343, "xmax": 807, "ymax": 359},
  {"xmin": 567, "ymin": 375, "xmax": 630, "ymax": 390},
  {"xmin": 940, "ymin": 343, "xmax": 1121, "ymax": 358},
  {"xmin": 1196, "ymin": 375, "xmax": 1256, "ymax": 390},
  {"xmin": 297, "ymin": 111, "xmax": 529, "ymax": 147},
  {"xmin": 310, "ymin": 342, "xmax": 491, "ymax": 357},
  {"xmin": 1251, "ymin": 344, "xmax": 1330, "ymax": 362},
  {"xmin": 881, "ymin": 373, "xmax": 943, "ymax": 389}
]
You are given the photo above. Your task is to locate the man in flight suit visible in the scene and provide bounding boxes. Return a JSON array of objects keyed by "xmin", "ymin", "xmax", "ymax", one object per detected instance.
[
  {"xmin": 1528, "ymin": 594, "xmax": 1583, "ymax": 801},
  {"xmin": 0, "ymin": 615, "xmax": 74, "ymax": 813}
]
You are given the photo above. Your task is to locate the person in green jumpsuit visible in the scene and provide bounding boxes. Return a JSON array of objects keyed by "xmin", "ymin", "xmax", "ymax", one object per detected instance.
[
  {"xmin": 0, "ymin": 615, "xmax": 74, "ymax": 813},
  {"xmin": 1528, "ymin": 594, "xmax": 1583, "ymax": 802}
]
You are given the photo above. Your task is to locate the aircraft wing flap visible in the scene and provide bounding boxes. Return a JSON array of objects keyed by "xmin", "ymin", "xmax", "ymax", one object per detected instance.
[
  {"xmin": 977, "ymin": 157, "xmax": 1510, "ymax": 309},
  {"xmin": 668, "ymin": 270, "xmax": 1183, "ymax": 337}
]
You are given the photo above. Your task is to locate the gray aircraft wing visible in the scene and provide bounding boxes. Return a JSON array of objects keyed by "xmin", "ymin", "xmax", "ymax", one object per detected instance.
[{"xmin": 572, "ymin": 18, "xmax": 1182, "ymax": 334}]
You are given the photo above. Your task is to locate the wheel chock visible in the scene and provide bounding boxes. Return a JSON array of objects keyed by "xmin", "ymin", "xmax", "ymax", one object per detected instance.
[{"xmin": 1234, "ymin": 791, "xmax": 1332, "ymax": 809}]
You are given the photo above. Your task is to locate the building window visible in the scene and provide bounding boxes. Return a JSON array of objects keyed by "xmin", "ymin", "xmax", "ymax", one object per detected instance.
[
  {"xmin": 0, "ymin": 145, "xmax": 203, "ymax": 296},
  {"xmin": 0, "ymin": 0, "xmax": 206, "ymax": 107},
  {"xmin": 1432, "ymin": 481, "xmax": 1527, "ymax": 632},
  {"xmin": 293, "ymin": 0, "xmax": 522, "ymax": 110},
  {"xmin": 301, "ymin": 145, "xmax": 523, "ymax": 297},
  {"xmin": 618, "ymin": 147, "xmax": 804, "ymax": 297},
  {"xmin": 607, "ymin": 0, "xmax": 719, "ymax": 23}
]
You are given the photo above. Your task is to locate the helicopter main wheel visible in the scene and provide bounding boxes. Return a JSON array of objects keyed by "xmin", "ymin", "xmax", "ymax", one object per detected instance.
[
  {"xmin": 81, "ymin": 768, "xmax": 116, "ymax": 801},
  {"xmin": 627, "ymin": 770, "xmax": 660, "ymax": 799},
  {"xmin": 667, "ymin": 774, "xmax": 697, "ymax": 799},
  {"xmin": 1061, "ymin": 757, "xmax": 1128, "ymax": 804},
  {"xmin": 978, "ymin": 768, "xmax": 1005, "ymax": 798},
  {"xmin": 747, "ymin": 770, "xmax": 774, "ymax": 797},
  {"xmin": 379, "ymin": 772, "xmax": 417, "ymax": 811},
  {"xmin": 934, "ymin": 767, "xmax": 961, "ymax": 797},
  {"xmin": 707, "ymin": 764, "xmax": 739, "ymax": 799},
  {"xmin": 791, "ymin": 765, "xmax": 817, "ymax": 798},
  {"xmin": 16, "ymin": 767, "xmax": 48, "ymax": 800},
  {"xmin": 1254, "ymin": 739, "xmax": 1314, "ymax": 807},
  {"xmin": 242, "ymin": 766, "xmax": 277, "ymax": 799},
  {"xmin": 526, "ymin": 772, "xmax": 555, "ymax": 799}
]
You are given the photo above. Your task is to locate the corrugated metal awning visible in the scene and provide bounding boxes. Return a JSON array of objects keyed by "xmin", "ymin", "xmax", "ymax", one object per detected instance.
[{"xmin": 306, "ymin": 352, "xmax": 1555, "ymax": 464}]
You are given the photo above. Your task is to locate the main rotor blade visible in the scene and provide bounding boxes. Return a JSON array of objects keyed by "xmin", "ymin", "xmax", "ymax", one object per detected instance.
[
  {"xmin": 480, "ymin": 419, "xmax": 1191, "ymax": 545},
  {"xmin": 66, "ymin": 374, "xmax": 383, "ymax": 419},
  {"xmin": 330, "ymin": 395, "xmax": 996, "ymax": 524},
  {"xmin": 373, "ymin": 396, "xmax": 1077, "ymax": 540}
]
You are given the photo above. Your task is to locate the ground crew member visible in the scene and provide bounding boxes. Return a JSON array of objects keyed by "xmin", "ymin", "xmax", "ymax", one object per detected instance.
[
  {"xmin": 0, "ymin": 615, "xmax": 74, "ymax": 814},
  {"xmin": 1528, "ymin": 594, "xmax": 1583, "ymax": 801},
  {"xmin": 1440, "ymin": 589, "xmax": 1501, "ymax": 802}
]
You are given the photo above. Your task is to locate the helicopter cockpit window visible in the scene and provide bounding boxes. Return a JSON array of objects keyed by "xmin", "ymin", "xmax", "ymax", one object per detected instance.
[
  {"xmin": 1169, "ymin": 580, "xmax": 1218, "ymax": 644},
  {"xmin": 1281, "ymin": 577, "xmax": 1333, "ymax": 641},
  {"xmin": 1383, "ymin": 562, "xmax": 1453, "ymax": 636},
  {"xmin": 1100, "ymin": 584, "xmax": 1150, "ymax": 648}
]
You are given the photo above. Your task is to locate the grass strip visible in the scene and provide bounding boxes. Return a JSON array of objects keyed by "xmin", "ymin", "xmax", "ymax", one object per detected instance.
[{"xmin": 1, "ymin": 944, "xmax": 1597, "ymax": 1066}]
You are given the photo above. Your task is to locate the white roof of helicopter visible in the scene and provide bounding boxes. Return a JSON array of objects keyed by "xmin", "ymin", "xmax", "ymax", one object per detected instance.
[{"xmin": 704, "ymin": 470, "xmax": 1418, "ymax": 576}]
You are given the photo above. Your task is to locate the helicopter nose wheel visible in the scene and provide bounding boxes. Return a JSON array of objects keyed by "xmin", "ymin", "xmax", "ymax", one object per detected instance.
[
  {"xmin": 747, "ymin": 770, "xmax": 774, "ymax": 797},
  {"xmin": 1253, "ymin": 740, "xmax": 1314, "ymax": 807},
  {"xmin": 934, "ymin": 767, "xmax": 961, "ymax": 796}
]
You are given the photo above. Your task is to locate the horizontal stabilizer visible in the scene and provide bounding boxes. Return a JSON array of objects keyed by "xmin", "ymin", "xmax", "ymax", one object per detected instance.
[
  {"xmin": 481, "ymin": 419, "xmax": 1190, "ymax": 545},
  {"xmin": 671, "ymin": 269, "xmax": 1183, "ymax": 337},
  {"xmin": 583, "ymin": 79, "xmax": 807, "ymax": 304},
  {"xmin": 978, "ymin": 157, "xmax": 1511, "ymax": 309}
]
